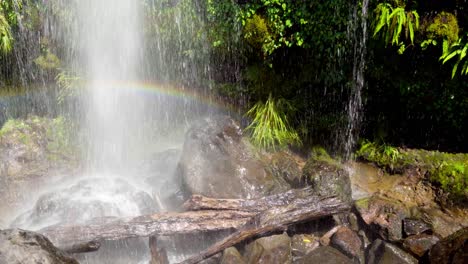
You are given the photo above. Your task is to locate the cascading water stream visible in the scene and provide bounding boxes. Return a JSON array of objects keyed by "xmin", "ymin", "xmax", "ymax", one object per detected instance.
[{"xmin": 345, "ymin": 0, "xmax": 369, "ymax": 159}]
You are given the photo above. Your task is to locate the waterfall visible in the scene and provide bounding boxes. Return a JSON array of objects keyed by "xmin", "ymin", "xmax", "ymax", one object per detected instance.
[{"xmin": 345, "ymin": 0, "xmax": 369, "ymax": 159}]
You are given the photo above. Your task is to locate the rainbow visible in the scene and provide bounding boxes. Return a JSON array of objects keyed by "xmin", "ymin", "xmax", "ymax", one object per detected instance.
[{"xmin": 86, "ymin": 80, "xmax": 239, "ymax": 113}]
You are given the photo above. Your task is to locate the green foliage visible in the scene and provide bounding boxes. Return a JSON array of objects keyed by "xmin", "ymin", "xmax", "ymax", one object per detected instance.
[
  {"xmin": 356, "ymin": 140, "xmax": 401, "ymax": 169},
  {"xmin": 55, "ymin": 70, "xmax": 81, "ymax": 105},
  {"xmin": 34, "ymin": 49, "xmax": 61, "ymax": 70},
  {"xmin": 421, "ymin": 12, "xmax": 459, "ymax": 54},
  {"xmin": 357, "ymin": 140, "xmax": 468, "ymax": 202},
  {"xmin": 440, "ymin": 33, "xmax": 468, "ymax": 78},
  {"xmin": 372, "ymin": 2, "xmax": 419, "ymax": 54},
  {"xmin": 243, "ymin": 14, "xmax": 271, "ymax": 51},
  {"xmin": 246, "ymin": 95, "xmax": 301, "ymax": 150}
]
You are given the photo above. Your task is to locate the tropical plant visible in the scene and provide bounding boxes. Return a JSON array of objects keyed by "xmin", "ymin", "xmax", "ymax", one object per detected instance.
[
  {"xmin": 246, "ymin": 95, "xmax": 301, "ymax": 150},
  {"xmin": 372, "ymin": 2, "xmax": 419, "ymax": 54},
  {"xmin": 0, "ymin": 8, "xmax": 13, "ymax": 53},
  {"xmin": 421, "ymin": 12, "xmax": 459, "ymax": 54},
  {"xmin": 440, "ymin": 34, "xmax": 468, "ymax": 78}
]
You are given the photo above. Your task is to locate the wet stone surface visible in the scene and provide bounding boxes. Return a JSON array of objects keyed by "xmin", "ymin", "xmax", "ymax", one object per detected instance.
[
  {"xmin": 367, "ymin": 239, "xmax": 418, "ymax": 264},
  {"xmin": 403, "ymin": 234, "xmax": 440, "ymax": 257},
  {"xmin": 403, "ymin": 218, "xmax": 432, "ymax": 236},
  {"xmin": 331, "ymin": 226, "xmax": 362, "ymax": 258}
]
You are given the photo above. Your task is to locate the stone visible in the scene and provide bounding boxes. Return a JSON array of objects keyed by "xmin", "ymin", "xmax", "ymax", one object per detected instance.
[
  {"xmin": 331, "ymin": 226, "xmax": 362, "ymax": 258},
  {"xmin": 0, "ymin": 229, "xmax": 78, "ymax": 264},
  {"xmin": 177, "ymin": 116, "xmax": 288, "ymax": 199},
  {"xmin": 320, "ymin": 226, "xmax": 341, "ymax": 246},
  {"xmin": 291, "ymin": 234, "xmax": 319, "ymax": 259},
  {"xmin": 12, "ymin": 177, "xmax": 157, "ymax": 230},
  {"xmin": 264, "ymin": 151, "xmax": 303, "ymax": 188},
  {"xmin": 403, "ymin": 234, "xmax": 439, "ymax": 257},
  {"xmin": 348, "ymin": 213, "xmax": 360, "ymax": 232},
  {"xmin": 299, "ymin": 246, "xmax": 353, "ymax": 264},
  {"xmin": 221, "ymin": 247, "xmax": 246, "ymax": 264},
  {"xmin": 244, "ymin": 233, "xmax": 292, "ymax": 264},
  {"xmin": 367, "ymin": 239, "xmax": 418, "ymax": 264},
  {"xmin": 403, "ymin": 218, "xmax": 431, "ymax": 236},
  {"xmin": 355, "ymin": 195, "xmax": 408, "ymax": 242},
  {"xmin": 429, "ymin": 227, "xmax": 468, "ymax": 264},
  {"xmin": 302, "ymin": 149, "xmax": 352, "ymax": 203}
]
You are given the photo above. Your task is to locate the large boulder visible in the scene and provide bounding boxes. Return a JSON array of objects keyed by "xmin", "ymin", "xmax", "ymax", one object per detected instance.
[
  {"xmin": 302, "ymin": 148, "xmax": 352, "ymax": 203},
  {"xmin": 0, "ymin": 229, "xmax": 78, "ymax": 264},
  {"xmin": 244, "ymin": 233, "xmax": 292, "ymax": 264},
  {"xmin": 299, "ymin": 246, "xmax": 353, "ymax": 264},
  {"xmin": 12, "ymin": 177, "xmax": 156, "ymax": 230},
  {"xmin": 428, "ymin": 227, "xmax": 468, "ymax": 264},
  {"xmin": 367, "ymin": 239, "xmax": 418, "ymax": 264},
  {"xmin": 177, "ymin": 116, "xmax": 287, "ymax": 199}
]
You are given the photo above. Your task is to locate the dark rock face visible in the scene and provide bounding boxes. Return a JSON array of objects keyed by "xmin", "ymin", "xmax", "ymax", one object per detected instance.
[
  {"xmin": 177, "ymin": 116, "xmax": 287, "ymax": 199},
  {"xmin": 299, "ymin": 246, "xmax": 353, "ymax": 264},
  {"xmin": 302, "ymin": 154, "xmax": 352, "ymax": 203},
  {"xmin": 429, "ymin": 227, "xmax": 468, "ymax": 264},
  {"xmin": 0, "ymin": 229, "xmax": 78, "ymax": 264},
  {"xmin": 245, "ymin": 233, "xmax": 292, "ymax": 264},
  {"xmin": 331, "ymin": 226, "xmax": 362, "ymax": 258},
  {"xmin": 12, "ymin": 177, "xmax": 156, "ymax": 230},
  {"xmin": 221, "ymin": 247, "xmax": 246, "ymax": 264},
  {"xmin": 355, "ymin": 195, "xmax": 408, "ymax": 242},
  {"xmin": 367, "ymin": 239, "xmax": 418, "ymax": 264},
  {"xmin": 403, "ymin": 218, "xmax": 432, "ymax": 236},
  {"xmin": 403, "ymin": 234, "xmax": 439, "ymax": 257},
  {"xmin": 264, "ymin": 151, "xmax": 303, "ymax": 188}
]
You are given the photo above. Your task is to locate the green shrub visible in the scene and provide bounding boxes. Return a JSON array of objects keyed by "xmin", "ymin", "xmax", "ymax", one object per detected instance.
[{"xmin": 246, "ymin": 95, "xmax": 301, "ymax": 150}]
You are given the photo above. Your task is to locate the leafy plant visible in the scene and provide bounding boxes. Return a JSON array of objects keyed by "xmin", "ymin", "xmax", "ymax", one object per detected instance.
[
  {"xmin": 55, "ymin": 70, "xmax": 81, "ymax": 105},
  {"xmin": 0, "ymin": 8, "xmax": 13, "ymax": 53},
  {"xmin": 421, "ymin": 12, "xmax": 459, "ymax": 54},
  {"xmin": 373, "ymin": 2, "xmax": 419, "ymax": 54},
  {"xmin": 246, "ymin": 95, "xmax": 301, "ymax": 150},
  {"xmin": 440, "ymin": 33, "xmax": 468, "ymax": 78}
]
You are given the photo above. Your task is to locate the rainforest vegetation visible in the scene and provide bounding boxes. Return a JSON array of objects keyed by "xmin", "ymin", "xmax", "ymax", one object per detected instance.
[{"xmin": 1, "ymin": 0, "xmax": 467, "ymax": 154}]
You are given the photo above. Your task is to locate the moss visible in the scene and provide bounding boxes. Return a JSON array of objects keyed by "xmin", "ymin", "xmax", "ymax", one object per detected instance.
[
  {"xmin": 425, "ymin": 12, "xmax": 459, "ymax": 47},
  {"xmin": 243, "ymin": 14, "xmax": 272, "ymax": 51},
  {"xmin": 356, "ymin": 140, "xmax": 468, "ymax": 202}
]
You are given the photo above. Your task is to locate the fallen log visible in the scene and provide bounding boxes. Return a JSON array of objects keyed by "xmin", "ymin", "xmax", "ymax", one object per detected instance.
[
  {"xmin": 149, "ymin": 236, "xmax": 169, "ymax": 264},
  {"xmin": 179, "ymin": 195, "xmax": 351, "ymax": 264},
  {"xmin": 183, "ymin": 187, "xmax": 314, "ymax": 212},
  {"xmin": 40, "ymin": 210, "xmax": 256, "ymax": 247}
]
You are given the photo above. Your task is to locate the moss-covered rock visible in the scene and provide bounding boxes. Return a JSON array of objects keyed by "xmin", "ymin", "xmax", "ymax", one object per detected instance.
[
  {"xmin": 356, "ymin": 140, "xmax": 468, "ymax": 203},
  {"xmin": 302, "ymin": 147, "xmax": 352, "ymax": 203}
]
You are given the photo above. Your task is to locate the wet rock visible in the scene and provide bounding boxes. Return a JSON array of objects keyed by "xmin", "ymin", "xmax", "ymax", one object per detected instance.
[
  {"xmin": 403, "ymin": 234, "xmax": 439, "ymax": 257},
  {"xmin": 221, "ymin": 247, "xmax": 246, "ymax": 264},
  {"xmin": 12, "ymin": 177, "xmax": 157, "ymax": 230},
  {"xmin": 177, "ymin": 116, "xmax": 287, "ymax": 199},
  {"xmin": 264, "ymin": 151, "xmax": 303, "ymax": 188},
  {"xmin": 320, "ymin": 226, "xmax": 341, "ymax": 246},
  {"xmin": 429, "ymin": 227, "xmax": 468, "ymax": 264},
  {"xmin": 367, "ymin": 239, "xmax": 417, "ymax": 264},
  {"xmin": 200, "ymin": 253, "xmax": 222, "ymax": 264},
  {"xmin": 299, "ymin": 246, "xmax": 353, "ymax": 264},
  {"xmin": 244, "ymin": 233, "xmax": 292, "ymax": 264},
  {"xmin": 0, "ymin": 229, "xmax": 78, "ymax": 264},
  {"xmin": 355, "ymin": 195, "xmax": 408, "ymax": 241},
  {"xmin": 331, "ymin": 226, "xmax": 362, "ymax": 258},
  {"xmin": 302, "ymin": 149, "xmax": 352, "ymax": 203},
  {"xmin": 291, "ymin": 234, "xmax": 319, "ymax": 260},
  {"xmin": 403, "ymin": 218, "xmax": 431, "ymax": 236},
  {"xmin": 348, "ymin": 213, "xmax": 360, "ymax": 232}
]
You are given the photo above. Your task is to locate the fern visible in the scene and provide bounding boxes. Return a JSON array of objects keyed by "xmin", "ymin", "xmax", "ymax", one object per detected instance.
[
  {"xmin": 373, "ymin": 3, "xmax": 419, "ymax": 54},
  {"xmin": 440, "ymin": 34, "xmax": 468, "ymax": 78},
  {"xmin": 0, "ymin": 12, "xmax": 12, "ymax": 53},
  {"xmin": 246, "ymin": 95, "xmax": 301, "ymax": 150}
]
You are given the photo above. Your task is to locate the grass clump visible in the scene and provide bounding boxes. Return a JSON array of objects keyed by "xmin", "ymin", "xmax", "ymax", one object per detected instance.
[{"xmin": 246, "ymin": 95, "xmax": 301, "ymax": 150}]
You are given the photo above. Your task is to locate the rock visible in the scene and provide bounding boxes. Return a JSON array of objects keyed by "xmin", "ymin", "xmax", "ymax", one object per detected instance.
[
  {"xmin": 264, "ymin": 151, "xmax": 303, "ymax": 188},
  {"xmin": 12, "ymin": 177, "xmax": 157, "ymax": 230},
  {"xmin": 403, "ymin": 218, "xmax": 431, "ymax": 236},
  {"xmin": 331, "ymin": 226, "xmax": 362, "ymax": 258},
  {"xmin": 403, "ymin": 234, "xmax": 439, "ymax": 257},
  {"xmin": 348, "ymin": 213, "xmax": 360, "ymax": 232},
  {"xmin": 221, "ymin": 247, "xmax": 246, "ymax": 264},
  {"xmin": 299, "ymin": 246, "xmax": 353, "ymax": 264},
  {"xmin": 367, "ymin": 239, "xmax": 417, "ymax": 264},
  {"xmin": 320, "ymin": 226, "xmax": 342, "ymax": 246},
  {"xmin": 355, "ymin": 195, "xmax": 408, "ymax": 241},
  {"xmin": 244, "ymin": 233, "xmax": 292, "ymax": 264},
  {"xmin": 291, "ymin": 234, "xmax": 319, "ymax": 259},
  {"xmin": 0, "ymin": 229, "xmax": 78, "ymax": 264},
  {"xmin": 302, "ymin": 148, "xmax": 352, "ymax": 203},
  {"xmin": 177, "ymin": 116, "xmax": 287, "ymax": 199},
  {"xmin": 429, "ymin": 227, "xmax": 468, "ymax": 264}
]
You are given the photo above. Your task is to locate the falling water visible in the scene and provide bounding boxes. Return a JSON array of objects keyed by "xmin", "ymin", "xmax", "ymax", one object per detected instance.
[{"xmin": 345, "ymin": 0, "xmax": 369, "ymax": 159}]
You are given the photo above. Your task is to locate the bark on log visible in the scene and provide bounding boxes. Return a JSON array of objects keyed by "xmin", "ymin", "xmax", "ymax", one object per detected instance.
[
  {"xmin": 183, "ymin": 187, "xmax": 315, "ymax": 212},
  {"xmin": 149, "ymin": 236, "xmax": 169, "ymax": 264},
  {"xmin": 40, "ymin": 210, "xmax": 256, "ymax": 247},
  {"xmin": 178, "ymin": 195, "xmax": 351, "ymax": 264}
]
